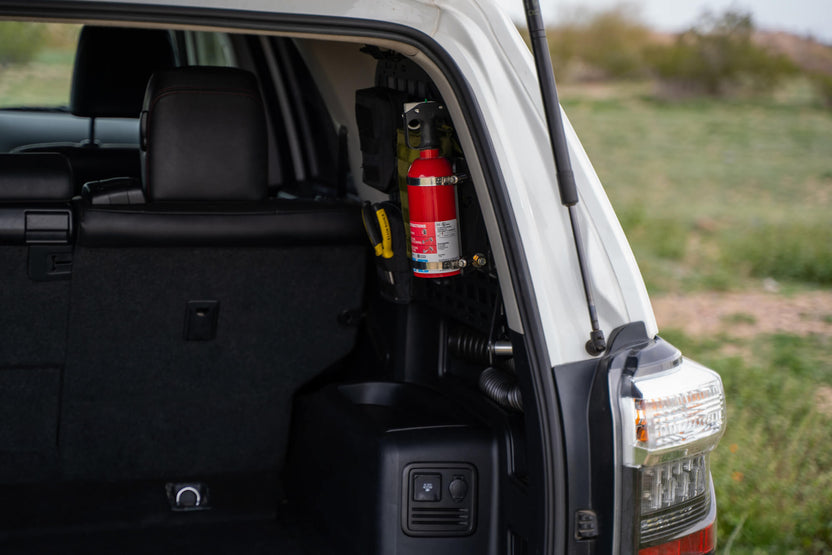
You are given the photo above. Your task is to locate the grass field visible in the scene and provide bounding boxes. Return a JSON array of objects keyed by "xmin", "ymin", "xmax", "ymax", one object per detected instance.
[
  {"xmin": 562, "ymin": 81, "xmax": 832, "ymax": 293},
  {"xmin": 0, "ymin": 23, "xmax": 78, "ymax": 109},
  {"xmin": 0, "ymin": 45, "xmax": 75, "ymax": 109},
  {"xmin": 562, "ymin": 81, "xmax": 832, "ymax": 553}
]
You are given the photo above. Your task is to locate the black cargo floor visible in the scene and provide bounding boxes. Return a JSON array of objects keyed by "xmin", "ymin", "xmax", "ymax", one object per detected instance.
[
  {"xmin": 0, "ymin": 473, "xmax": 319, "ymax": 554},
  {"xmin": 0, "ymin": 518, "xmax": 305, "ymax": 555}
]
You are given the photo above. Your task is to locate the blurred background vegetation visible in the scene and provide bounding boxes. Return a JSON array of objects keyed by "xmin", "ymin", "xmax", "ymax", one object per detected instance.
[
  {"xmin": 1, "ymin": 12, "xmax": 830, "ymax": 554},
  {"xmin": 0, "ymin": 22, "xmax": 79, "ymax": 107}
]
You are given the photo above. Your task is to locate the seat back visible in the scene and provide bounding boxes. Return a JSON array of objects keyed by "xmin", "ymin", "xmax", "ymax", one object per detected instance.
[
  {"xmin": 0, "ymin": 153, "xmax": 73, "ymax": 483},
  {"xmin": 60, "ymin": 68, "xmax": 367, "ymax": 481}
]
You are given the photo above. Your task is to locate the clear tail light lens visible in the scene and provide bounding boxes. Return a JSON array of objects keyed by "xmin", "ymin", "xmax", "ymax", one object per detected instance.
[
  {"xmin": 622, "ymin": 358, "xmax": 726, "ymax": 466},
  {"xmin": 619, "ymin": 353, "xmax": 726, "ymax": 551},
  {"xmin": 640, "ymin": 454, "xmax": 709, "ymax": 514}
]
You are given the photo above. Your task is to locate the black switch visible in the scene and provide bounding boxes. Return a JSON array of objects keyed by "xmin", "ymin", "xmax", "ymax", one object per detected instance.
[
  {"xmin": 449, "ymin": 476, "xmax": 469, "ymax": 502},
  {"xmin": 413, "ymin": 474, "xmax": 441, "ymax": 502},
  {"xmin": 575, "ymin": 509, "xmax": 599, "ymax": 539}
]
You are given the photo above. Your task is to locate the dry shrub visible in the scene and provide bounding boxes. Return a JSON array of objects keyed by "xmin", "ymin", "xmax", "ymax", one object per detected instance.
[
  {"xmin": 647, "ymin": 10, "xmax": 797, "ymax": 96},
  {"xmin": 547, "ymin": 3, "xmax": 654, "ymax": 80}
]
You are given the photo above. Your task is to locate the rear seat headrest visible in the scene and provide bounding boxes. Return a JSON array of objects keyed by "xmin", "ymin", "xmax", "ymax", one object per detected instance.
[
  {"xmin": 70, "ymin": 26, "xmax": 176, "ymax": 118},
  {"xmin": 141, "ymin": 67, "xmax": 268, "ymax": 202},
  {"xmin": 0, "ymin": 153, "xmax": 73, "ymax": 201}
]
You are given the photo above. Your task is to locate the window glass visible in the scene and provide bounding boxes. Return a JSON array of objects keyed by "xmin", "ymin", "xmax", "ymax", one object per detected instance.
[
  {"xmin": 184, "ymin": 31, "xmax": 237, "ymax": 67},
  {"xmin": 0, "ymin": 22, "xmax": 81, "ymax": 109}
]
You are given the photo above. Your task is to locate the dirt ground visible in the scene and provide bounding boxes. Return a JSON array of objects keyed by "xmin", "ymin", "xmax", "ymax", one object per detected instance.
[
  {"xmin": 651, "ymin": 289, "xmax": 832, "ymax": 339},
  {"xmin": 653, "ymin": 289, "xmax": 832, "ymax": 415}
]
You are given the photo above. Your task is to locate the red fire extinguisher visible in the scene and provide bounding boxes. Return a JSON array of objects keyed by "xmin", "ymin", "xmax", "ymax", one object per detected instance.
[{"xmin": 404, "ymin": 101, "xmax": 462, "ymax": 278}]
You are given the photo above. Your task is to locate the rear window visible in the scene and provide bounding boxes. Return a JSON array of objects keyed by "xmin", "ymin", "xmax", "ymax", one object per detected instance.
[
  {"xmin": 0, "ymin": 22, "xmax": 81, "ymax": 109},
  {"xmin": 182, "ymin": 30, "xmax": 236, "ymax": 67}
]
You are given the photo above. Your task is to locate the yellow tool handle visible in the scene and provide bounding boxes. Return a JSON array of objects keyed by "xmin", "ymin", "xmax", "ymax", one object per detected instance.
[
  {"xmin": 376, "ymin": 208, "xmax": 394, "ymax": 259},
  {"xmin": 361, "ymin": 202, "xmax": 383, "ymax": 257}
]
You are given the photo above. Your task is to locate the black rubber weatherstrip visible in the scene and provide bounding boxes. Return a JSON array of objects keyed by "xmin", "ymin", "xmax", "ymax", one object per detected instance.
[{"xmin": 0, "ymin": 3, "xmax": 567, "ymax": 552}]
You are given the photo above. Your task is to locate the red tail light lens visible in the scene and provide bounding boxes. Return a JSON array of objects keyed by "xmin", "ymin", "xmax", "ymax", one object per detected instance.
[{"xmin": 638, "ymin": 522, "xmax": 716, "ymax": 555}]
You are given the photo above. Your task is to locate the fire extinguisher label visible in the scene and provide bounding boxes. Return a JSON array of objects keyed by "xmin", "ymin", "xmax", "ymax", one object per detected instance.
[{"xmin": 410, "ymin": 219, "xmax": 460, "ymax": 274}]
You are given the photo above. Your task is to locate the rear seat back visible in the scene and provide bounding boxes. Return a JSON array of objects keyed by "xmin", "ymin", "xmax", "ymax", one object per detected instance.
[
  {"xmin": 141, "ymin": 67, "xmax": 267, "ymax": 202},
  {"xmin": 0, "ymin": 153, "xmax": 73, "ymax": 483},
  {"xmin": 0, "ymin": 153, "xmax": 73, "ymax": 246},
  {"xmin": 0, "ymin": 153, "xmax": 73, "ymax": 203},
  {"xmin": 61, "ymin": 68, "xmax": 367, "ymax": 481}
]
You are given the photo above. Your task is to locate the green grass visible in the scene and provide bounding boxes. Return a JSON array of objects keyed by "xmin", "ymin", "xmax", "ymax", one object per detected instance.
[
  {"xmin": 660, "ymin": 330, "xmax": 832, "ymax": 554},
  {"xmin": 721, "ymin": 312, "xmax": 757, "ymax": 325},
  {"xmin": 0, "ymin": 46, "xmax": 76, "ymax": 109},
  {"xmin": 0, "ymin": 23, "xmax": 79, "ymax": 107},
  {"xmin": 562, "ymin": 82, "xmax": 832, "ymax": 293},
  {"xmin": 724, "ymin": 221, "xmax": 832, "ymax": 285}
]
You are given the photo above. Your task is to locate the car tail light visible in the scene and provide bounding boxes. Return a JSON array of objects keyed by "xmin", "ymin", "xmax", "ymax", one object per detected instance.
[
  {"xmin": 619, "ymin": 352, "xmax": 726, "ymax": 552},
  {"xmin": 640, "ymin": 453, "xmax": 709, "ymax": 514},
  {"xmin": 638, "ymin": 522, "xmax": 716, "ymax": 555},
  {"xmin": 625, "ymin": 358, "xmax": 725, "ymax": 459}
]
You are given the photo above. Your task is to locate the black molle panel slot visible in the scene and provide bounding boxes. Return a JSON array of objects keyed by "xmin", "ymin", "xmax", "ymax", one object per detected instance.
[{"xmin": 184, "ymin": 300, "xmax": 220, "ymax": 341}]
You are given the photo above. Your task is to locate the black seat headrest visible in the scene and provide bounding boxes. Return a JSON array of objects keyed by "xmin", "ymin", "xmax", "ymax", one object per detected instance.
[
  {"xmin": 141, "ymin": 67, "xmax": 268, "ymax": 202},
  {"xmin": 70, "ymin": 26, "xmax": 176, "ymax": 118},
  {"xmin": 0, "ymin": 153, "xmax": 73, "ymax": 201}
]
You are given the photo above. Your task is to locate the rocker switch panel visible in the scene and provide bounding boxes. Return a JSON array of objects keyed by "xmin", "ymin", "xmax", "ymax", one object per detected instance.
[{"xmin": 403, "ymin": 463, "xmax": 476, "ymax": 537}]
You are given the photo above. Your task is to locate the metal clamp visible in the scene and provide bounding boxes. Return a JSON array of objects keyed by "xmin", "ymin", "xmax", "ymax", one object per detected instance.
[
  {"xmin": 411, "ymin": 258, "xmax": 466, "ymax": 271},
  {"xmin": 406, "ymin": 175, "xmax": 465, "ymax": 187}
]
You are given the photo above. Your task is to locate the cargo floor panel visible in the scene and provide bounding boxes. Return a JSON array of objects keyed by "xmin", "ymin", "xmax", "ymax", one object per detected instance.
[
  {"xmin": 0, "ymin": 519, "xmax": 305, "ymax": 555},
  {"xmin": 0, "ymin": 473, "xmax": 308, "ymax": 554}
]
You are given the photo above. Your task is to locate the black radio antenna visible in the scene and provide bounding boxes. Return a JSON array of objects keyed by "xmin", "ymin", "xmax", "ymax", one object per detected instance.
[{"xmin": 522, "ymin": 0, "xmax": 606, "ymax": 355}]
